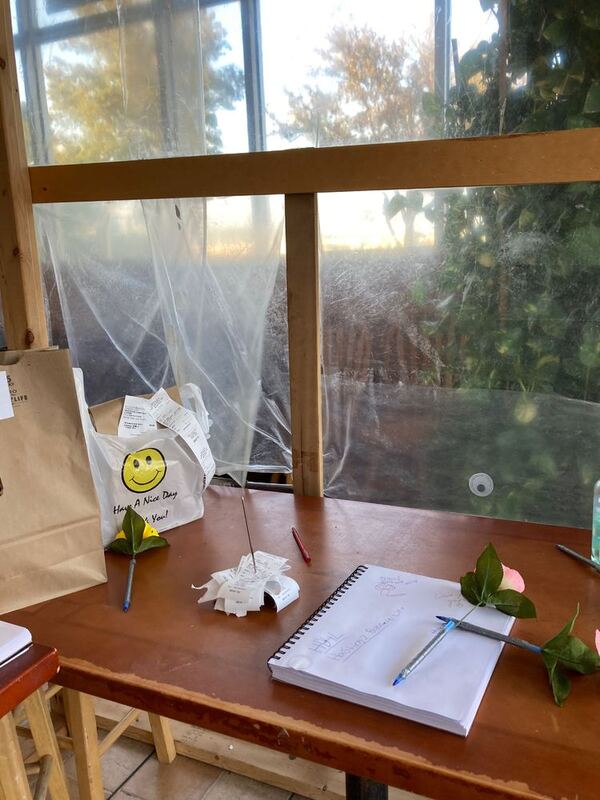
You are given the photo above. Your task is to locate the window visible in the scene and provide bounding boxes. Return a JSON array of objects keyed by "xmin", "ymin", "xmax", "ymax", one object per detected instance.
[{"xmin": 8, "ymin": 1, "xmax": 600, "ymax": 522}]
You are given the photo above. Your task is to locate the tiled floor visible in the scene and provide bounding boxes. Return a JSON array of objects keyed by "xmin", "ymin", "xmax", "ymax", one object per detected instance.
[
  {"xmin": 81, "ymin": 737, "xmax": 310, "ymax": 800},
  {"xmin": 20, "ymin": 700, "xmax": 417, "ymax": 800},
  {"xmin": 23, "ymin": 723, "xmax": 311, "ymax": 800}
]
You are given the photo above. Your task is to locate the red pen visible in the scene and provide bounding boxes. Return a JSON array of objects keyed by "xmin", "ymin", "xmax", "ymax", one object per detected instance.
[{"xmin": 291, "ymin": 526, "xmax": 311, "ymax": 564}]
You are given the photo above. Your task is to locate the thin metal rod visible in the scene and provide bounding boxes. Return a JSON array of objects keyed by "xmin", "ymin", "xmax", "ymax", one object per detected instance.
[{"xmin": 241, "ymin": 492, "xmax": 257, "ymax": 572}]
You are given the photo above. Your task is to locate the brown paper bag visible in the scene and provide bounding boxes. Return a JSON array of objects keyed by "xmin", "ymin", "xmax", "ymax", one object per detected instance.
[{"xmin": 0, "ymin": 349, "xmax": 106, "ymax": 614}]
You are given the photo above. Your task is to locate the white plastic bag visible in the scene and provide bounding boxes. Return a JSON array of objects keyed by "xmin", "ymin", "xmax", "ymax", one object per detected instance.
[{"xmin": 73, "ymin": 370, "xmax": 215, "ymax": 545}]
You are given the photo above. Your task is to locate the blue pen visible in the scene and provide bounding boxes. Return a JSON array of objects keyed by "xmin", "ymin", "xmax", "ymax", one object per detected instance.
[
  {"xmin": 122, "ymin": 557, "xmax": 136, "ymax": 612},
  {"xmin": 392, "ymin": 619, "xmax": 457, "ymax": 686},
  {"xmin": 436, "ymin": 616, "xmax": 542, "ymax": 654}
]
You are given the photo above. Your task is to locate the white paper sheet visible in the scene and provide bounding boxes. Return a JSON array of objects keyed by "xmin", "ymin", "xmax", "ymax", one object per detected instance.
[
  {"xmin": 269, "ymin": 565, "xmax": 514, "ymax": 735},
  {"xmin": 0, "ymin": 372, "xmax": 14, "ymax": 421},
  {"xmin": 149, "ymin": 388, "xmax": 215, "ymax": 486},
  {"xmin": 117, "ymin": 395, "xmax": 157, "ymax": 437},
  {"xmin": 194, "ymin": 551, "xmax": 299, "ymax": 617}
]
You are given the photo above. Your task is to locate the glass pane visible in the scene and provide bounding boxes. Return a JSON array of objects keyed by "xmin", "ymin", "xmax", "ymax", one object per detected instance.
[
  {"xmin": 13, "ymin": 0, "xmax": 245, "ymax": 164},
  {"xmin": 35, "ymin": 194, "xmax": 290, "ymax": 474},
  {"xmin": 321, "ymin": 182, "xmax": 600, "ymax": 528},
  {"xmin": 262, "ymin": 0, "xmax": 434, "ymax": 149},
  {"xmin": 12, "ymin": 0, "xmax": 600, "ymax": 162}
]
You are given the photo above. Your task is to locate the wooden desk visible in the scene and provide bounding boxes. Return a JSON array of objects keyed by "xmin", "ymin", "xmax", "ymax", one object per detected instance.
[{"xmin": 3, "ymin": 487, "xmax": 599, "ymax": 800}]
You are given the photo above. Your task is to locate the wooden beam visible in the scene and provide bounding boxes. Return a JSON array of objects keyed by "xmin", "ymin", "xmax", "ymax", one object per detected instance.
[
  {"xmin": 29, "ymin": 128, "xmax": 600, "ymax": 205},
  {"xmin": 285, "ymin": 194, "xmax": 323, "ymax": 497},
  {"xmin": 62, "ymin": 690, "xmax": 103, "ymax": 800},
  {"xmin": 147, "ymin": 713, "xmax": 176, "ymax": 764},
  {"xmin": 0, "ymin": 711, "xmax": 32, "ymax": 800},
  {"xmin": 0, "ymin": 0, "xmax": 47, "ymax": 349},
  {"xmin": 22, "ymin": 690, "xmax": 69, "ymax": 800},
  {"xmin": 97, "ymin": 707, "xmax": 140, "ymax": 757}
]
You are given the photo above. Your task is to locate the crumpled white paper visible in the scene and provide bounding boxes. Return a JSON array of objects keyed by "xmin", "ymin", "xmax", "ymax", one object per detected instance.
[{"xmin": 193, "ymin": 551, "xmax": 300, "ymax": 617}]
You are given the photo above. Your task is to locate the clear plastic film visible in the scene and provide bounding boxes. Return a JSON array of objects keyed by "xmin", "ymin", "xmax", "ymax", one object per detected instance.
[
  {"xmin": 321, "ymin": 187, "xmax": 600, "ymax": 529},
  {"xmin": 19, "ymin": 0, "xmax": 290, "ymax": 477},
  {"xmin": 35, "ymin": 193, "xmax": 290, "ymax": 476}
]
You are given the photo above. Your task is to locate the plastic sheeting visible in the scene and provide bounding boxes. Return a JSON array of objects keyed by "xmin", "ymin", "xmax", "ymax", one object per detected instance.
[
  {"xmin": 321, "ymin": 186, "xmax": 600, "ymax": 529},
  {"xmin": 36, "ymin": 197, "xmax": 290, "ymax": 477},
  {"xmin": 23, "ymin": 0, "xmax": 291, "ymax": 478}
]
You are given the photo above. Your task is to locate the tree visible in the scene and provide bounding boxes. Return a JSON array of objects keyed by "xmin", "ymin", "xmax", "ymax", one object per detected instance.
[
  {"xmin": 417, "ymin": 0, "xmax": 600, "ymax": 524},
  {"xmin": 42, "ymin": 4, "xmax": 244, "ymax": 163},
  {"xmin": 277, "ymin": 24, "xmax": 434, "ymax": 147},
  {"xmin": 277, "ymin": 23, "xmax": 433, "ymax": 247}
]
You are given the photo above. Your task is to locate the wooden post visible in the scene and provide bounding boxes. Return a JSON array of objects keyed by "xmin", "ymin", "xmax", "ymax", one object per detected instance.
[
  {"xmin": 23, "ymin": 689, "xmax": 69, "ymax": 800},
  {"xmin": 62, "ymin": 690, "xmax": 104, "ymax": 800},
  {"xmin": 0, "ymin": 711, "xmax": 33, "ymax": 800},
  {"xmin": 0, "ymin": 0, "xmax": 48, "ymax": 350},
  {"xmin": 285, "ymin": 193, "xmax": 323, "ymax": 497},
  {"xmin": 148, "ymin": 713, "xmax": 177, "ymax": 764}
]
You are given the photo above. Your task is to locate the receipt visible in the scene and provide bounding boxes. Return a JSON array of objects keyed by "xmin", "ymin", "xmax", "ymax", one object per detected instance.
[
  {"xmin": 117, "ymin": 396, "xmax": 157, "ymax": 437},
  {"xmin": 148, "ymin": 388, "xmax": 215, "ymax": 486},
  {"xmin": 194, "ymin": 551, "xmax": 300, "ymax": 617}
]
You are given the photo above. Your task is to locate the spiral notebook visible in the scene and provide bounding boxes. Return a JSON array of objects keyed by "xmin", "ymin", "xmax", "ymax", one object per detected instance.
[{"xmin": 268, "ymin": 564, "xmax": 513, "ymax": 736}]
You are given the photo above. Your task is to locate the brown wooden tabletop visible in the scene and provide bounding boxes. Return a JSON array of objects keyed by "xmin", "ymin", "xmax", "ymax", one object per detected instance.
[
  {"xmin": 0, "ymin": 643, "xmax": 59, "ymax": 717},
  {"xmin": 3, "ymin": 487, "xmax": 599, "ymax": 800}
]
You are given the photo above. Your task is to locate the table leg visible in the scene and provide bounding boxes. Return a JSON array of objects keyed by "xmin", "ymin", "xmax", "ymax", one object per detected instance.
[
  {"xmin": 0, "ymin": 712, "xmax": 33, "ymax": 800},
  {"xmin": 62, "ymin": 690, "xmax": 103, "ymax": 800},
  {"xmin": 23, "ymin": 689, "xmax": 69, "ymax": 800},
  {"xmin": 345, "ymin": 774, "xmax": 388, "ymax": 800},
  {"xmin": 148, "ymin": 713, "xmax": 176, "ymax": 764}
]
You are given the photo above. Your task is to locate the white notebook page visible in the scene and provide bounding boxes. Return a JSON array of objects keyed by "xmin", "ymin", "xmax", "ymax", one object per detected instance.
[{"xmin": 270, "ymin": 565, "xmax": 513, "ymax": 733}]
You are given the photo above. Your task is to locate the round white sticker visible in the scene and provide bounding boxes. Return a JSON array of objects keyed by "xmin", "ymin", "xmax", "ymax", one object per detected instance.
[{"xmin": 469, "ymin": 472, "xmax": 494, "ymax": 497}]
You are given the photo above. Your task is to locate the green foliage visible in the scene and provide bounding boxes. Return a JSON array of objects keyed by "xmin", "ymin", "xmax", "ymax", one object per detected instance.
[
  {"xmin": 107, "ymin": 507, "xmax": 169, "ymax": 556},
  {"xmin": 417, "ymin": 1, "xmax": 600, "ymax": 524},
  {"xmin": 459, "ymin": 543, "xmax": 536, "ymax": 617},
  {"xmin": 541, "ymin": 606, "xmax": 600, "ymax": 704}
]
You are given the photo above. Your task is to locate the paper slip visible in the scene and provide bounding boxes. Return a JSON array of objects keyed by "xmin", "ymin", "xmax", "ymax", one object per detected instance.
[
  {"xmin": 194, "ymin": 551, "xmax": 300, "ymax": 617},
  {"xmin": 148, "ymin": 388, "xmax": 216, "ymax": 486},
  {"xmin": 0, "ymin": 372, "xmax": 14, "ymax": 421},
  {"xmin": 117, "ymin": 396, "xmax": 157, "ymax": 438}
]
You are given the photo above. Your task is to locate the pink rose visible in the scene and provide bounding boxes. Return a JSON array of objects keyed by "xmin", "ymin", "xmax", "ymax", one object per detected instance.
[
  {"xmin": 595, "ymin": 630, "xmax": 600, "ymax": 656},
  {"xmin": 498, "ymin": 564, "xmax": 525, "ymax": 593}
]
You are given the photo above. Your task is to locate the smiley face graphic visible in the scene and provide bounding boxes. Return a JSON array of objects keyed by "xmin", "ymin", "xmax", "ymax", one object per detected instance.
[{"xmin": 121, "ymin": 448, "xmax": 167, "ymax": 493}]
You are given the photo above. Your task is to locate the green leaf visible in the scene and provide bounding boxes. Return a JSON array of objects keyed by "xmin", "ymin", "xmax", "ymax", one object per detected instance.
[
  {"xmin": 460, "ymin": 571, "xmax": 481, "ymax": 605},
  {"xmin": 539, "ymin": 605, "xmax": 600, "ymax": 705},
  {"xmin": 542, "ymin": 653, "xmax": 572, "ymax": 706},
  {"xmin": 582, "ymin": 10, "xmax": 600, "ymax": 29},
  {"xmin": 384, "ymin": 192, "xmax": 406, "ymax": 222},
  {"xmin": 583, "ymin": 82, "xmax": 600, "ymax": 114},
  {"xmin": 459, "ymin": 49, "xmax": 484, "ymax": 81},
  {"xmin": 122, "ymin": 506, "xmax": 145, "ymax": 554},
  {"xmin": 488, "ymin": 589, "xmax": 537, "ymax": 618},
  {"xmin": 107, "ymin": 538, "xmax": 133, "ymax": 556},
  {"xmin": 136, "ymin": 535, "xmax": 170, "ymax": 554},
  {"xmin": 543, "ymin": 631, "xmax": 600, "ymax": 674},
  {"xmin": 474, "ymin": 543, "xmax": 503, "ymax": 601},
  {"xmin": 542, "ymin": 19, "xmax": 570, "ymax": 47}
]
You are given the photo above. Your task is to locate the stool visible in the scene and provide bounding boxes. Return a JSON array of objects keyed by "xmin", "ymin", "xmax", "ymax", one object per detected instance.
[{"xmin": 0, "ymin": 644, "xmax": 68, "ymax": 800}]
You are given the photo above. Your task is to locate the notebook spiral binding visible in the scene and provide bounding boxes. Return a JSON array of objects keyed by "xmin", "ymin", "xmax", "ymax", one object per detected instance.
[{"xmin": 268, "ymin": 565, "xmax": 368, "ymax": 669}]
